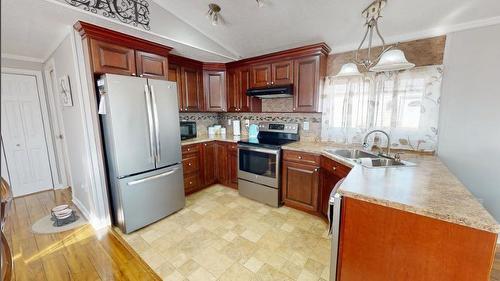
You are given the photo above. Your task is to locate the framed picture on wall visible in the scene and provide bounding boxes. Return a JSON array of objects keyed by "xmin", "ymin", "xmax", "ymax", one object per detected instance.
[{"xmin": 59, "ymin": 75, "xmax": 73, "ymax": 107}]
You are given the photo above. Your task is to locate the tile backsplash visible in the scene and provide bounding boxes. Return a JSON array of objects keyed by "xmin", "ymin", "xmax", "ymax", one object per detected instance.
[
  {"xmin": 180, "ymin": 112, "xmax": 322, "ymax": 142},
  {"xmin": 261, "ymin": 98, "xmax": 294, "ymax": 112}
]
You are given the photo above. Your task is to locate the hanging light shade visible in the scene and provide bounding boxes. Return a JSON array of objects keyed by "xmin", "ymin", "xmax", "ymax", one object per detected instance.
[
  {"xmin": 207, "ymin": 3, "xmax": 222, "ymax": 26},
  {"xmin": 369, "ymin": 49, "xmax": 415, "ymax": 72},
  {"xmin": 335, "ymin": 63, "xmax": 362, "ymax": 77},
  {"xmin": 334, "ymin": 0, "xmax": 415, "ymax": 76}
]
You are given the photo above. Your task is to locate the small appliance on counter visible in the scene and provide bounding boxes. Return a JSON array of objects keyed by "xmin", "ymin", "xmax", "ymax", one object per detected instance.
[
  {"xmin": 180, "ymin": 121, "xmax": 197, "ymax": 140},
  {"xmin": 233, "ymin": 120, "xmax": 241, "ymax": 136},
  {"xmin": 248, "ymin": 124, "xmax": 259, "ymax": 139}
]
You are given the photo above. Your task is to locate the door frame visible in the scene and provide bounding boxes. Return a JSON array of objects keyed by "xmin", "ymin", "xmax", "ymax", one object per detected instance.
[
  {"xmin": 43, "ymin": 58, "xmax": 72, "ymax": 189},
  {"xmin": 0, "ymin": 67, "xmax": 57, "ymax": 193}
]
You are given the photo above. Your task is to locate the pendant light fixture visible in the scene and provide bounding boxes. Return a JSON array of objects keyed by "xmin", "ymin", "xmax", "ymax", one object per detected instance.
[
  {"xmin": 336, "ymin": 0, "xmax": 414, "ymax": 76},
  {"xmin": 207, "ymin": 3, "xmax": 222, "ymax": 26}
]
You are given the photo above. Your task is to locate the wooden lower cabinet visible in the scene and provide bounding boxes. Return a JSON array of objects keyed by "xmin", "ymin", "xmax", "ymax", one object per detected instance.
[
  {"xmin": 227, "ymin": 143, "xmax": 238, "ymax": 189},
  {"xmin": 181, "ymin": 141, "xmax": 238, "ymax": 195},
  {"xmin": 215, "ymin": 141, "xmax": 228, "ymax": 185},
  {"xmin": 282, "ymin": 160, "xmax": 320, "ymax": 213},
  {"xmin": 320, "ymin": 156, "xmax": 351, "ymax": 217},
  {"xmin": 338, "ymin": 197, "xmax": 498, "ymax": 281},
  {"xmin": 202, "ymin": 142, "xmax": 216, "ymax": 186}
]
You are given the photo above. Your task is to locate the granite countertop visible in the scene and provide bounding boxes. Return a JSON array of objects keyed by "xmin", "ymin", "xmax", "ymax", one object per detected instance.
[
  {"xmin": 181, "ymin": 135, "xmax": 241, "ymax": 145},
  {"xmin": 282, "ymin": 141, "xmax": 500, "ymax": 234}
]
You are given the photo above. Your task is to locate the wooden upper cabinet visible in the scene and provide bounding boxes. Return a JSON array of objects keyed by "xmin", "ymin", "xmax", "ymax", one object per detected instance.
[
  {"xmin": 90, "ymin": 39, "xmax": 136, "ymax": 76},
  {"xmin": 239, "ymin": 67, "xmax": 257, "ymax": 112},
  {"xmin": 271, "ymin": 60, "xmax": 293, "ymax": 85},
  {"xmin": 251, "ymin": 64, "xmax": 272, "ymax": 87},
  {"xmin": 168, "ymin": 63, "xmax": 183, "ymax": 111},
  {"xmin": 181, "ymin": 66, "xmax": 203, "ymax": 112},
  {"xmin": 282, "ymin": 161, "xmax": 320, "ymax": 213},
  {"xmin": 136, "ymin": 51, "xmax": 168, "ymax": 80},
  {"xmin": 226, "ymin": 68, "xmax": 239, "ymax": 112},
  {"xmin": 203, "ymin": 70, "xmax": 226, "ymax": 112},
  {"xmin": 293, "ymin": 56, "xmax": 320, "ymax": 112}
]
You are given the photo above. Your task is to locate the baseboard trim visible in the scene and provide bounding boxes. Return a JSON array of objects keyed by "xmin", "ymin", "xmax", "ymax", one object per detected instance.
[{"xmin": 72, "ymin": 196, "xmax": 91, "ymax": 222}]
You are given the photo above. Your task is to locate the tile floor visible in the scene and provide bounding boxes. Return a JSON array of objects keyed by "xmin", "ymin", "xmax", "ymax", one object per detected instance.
[{"xmin": 116, "ymin": 184, "xmax": 331, "ymax": 281}]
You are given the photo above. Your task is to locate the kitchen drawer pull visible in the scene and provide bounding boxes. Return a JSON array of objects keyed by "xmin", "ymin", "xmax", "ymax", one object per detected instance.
[
  {"xmin": 298, "ymin": 156, "xmax": 302, "ymax": 159},
  {"xmin": 333, "ymin": 166, "xmax": 337, "ymax": 171},
  {"xmin": 188, "ymin": 163, "xmax": 192, "ymax": 166}
]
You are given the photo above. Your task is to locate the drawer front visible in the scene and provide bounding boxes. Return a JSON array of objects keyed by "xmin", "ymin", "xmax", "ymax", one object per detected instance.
[
  {"xmin": 182, "ymin": 154, "xmax": 200, "ymax": 174},
  {"xmin": 321, "ymin": 156, "xmax": 351, "ymax": 178},
  {"xmin": 182, "ymin": 143, "xmax": 200, "ymax": 155},
  {"xmin": 283, "ymin": 150, "xmax": 320, "ymax": 165},
  {"xmin": 184, "ymin": 173, "xmax": 200, "ymax": 192}
]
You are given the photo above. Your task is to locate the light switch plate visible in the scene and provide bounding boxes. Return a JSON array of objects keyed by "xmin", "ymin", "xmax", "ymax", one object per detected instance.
[{"xmin": 303, "ymin": 121, "xmax": 310, "ymax": 131}]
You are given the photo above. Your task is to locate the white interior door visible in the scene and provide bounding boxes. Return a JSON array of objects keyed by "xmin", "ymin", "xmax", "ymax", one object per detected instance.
[{"xmin": 1, "ymin": 73, "xmax": 54, "ymax": 196}]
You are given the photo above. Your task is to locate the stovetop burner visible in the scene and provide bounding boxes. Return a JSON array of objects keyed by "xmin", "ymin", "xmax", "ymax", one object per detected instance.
[{"xmin": 237, "ymin": 122, "xmax": 299, "ymax": 149}]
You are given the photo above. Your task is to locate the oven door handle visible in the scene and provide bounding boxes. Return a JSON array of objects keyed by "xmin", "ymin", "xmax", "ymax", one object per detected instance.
[{"xmin": 238, "ymin": 145, "xmax": 280, "ymax": 155}]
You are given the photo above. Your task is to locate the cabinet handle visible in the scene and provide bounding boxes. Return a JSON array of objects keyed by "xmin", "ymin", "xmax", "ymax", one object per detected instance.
[
  {"xmin": 333, "ymin": 166, "xmax": 337, "ymax": 171},
  {"xmin": 188, "ymin": 163, "xmax": 192, "ymax": 166},
  {"xmin": 271, "ymin": 81, "xmax": 274, "ymax": 85},
  {"xmin": 189, "ymin": 181, "xmax": 193, "ymax": 185},
  {"xmin": 298, "ymin": 156, "xmax": 302, "ymax": 159},
  {"xmin": 140, "ymin": 74, "xmax": 144, "ymax": 77},
  {"xmin": 315, "ymin": 168, "xmax": 319, "ymax": 172},
  {"xmin": 204, "ymin": 143, "xmax": 207, "ymax": 146},
  {"xmin": 293, "ymin": 107, "xmax": 296, "ymax": 111},
  {"xmin": 132, "ymin": 73, "xmax": 136, "ymax": 76},
  {"xmin": 187, "ymin": 148, "xmax": 191, "ymax": 151}
]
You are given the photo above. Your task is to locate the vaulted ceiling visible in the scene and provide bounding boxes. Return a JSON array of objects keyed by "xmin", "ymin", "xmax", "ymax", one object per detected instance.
[
  {"xmin": 1, "ymin": 0, "xmax": 500, "ymax": 63},
  {"xmin": 154, "ymin": 0, "xmax": 500, "ymax": 58}
]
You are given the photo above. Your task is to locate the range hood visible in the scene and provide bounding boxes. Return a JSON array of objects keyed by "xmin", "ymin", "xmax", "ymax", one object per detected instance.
[{"xmin": 246, "ymin": 84, "xmax": 293, "ymax": 99}]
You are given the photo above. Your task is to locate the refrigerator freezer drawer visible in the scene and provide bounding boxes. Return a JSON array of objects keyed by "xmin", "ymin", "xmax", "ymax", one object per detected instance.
[{"xmin": 116, "ymin": 165, "xmax": 185, "ymax": 233}]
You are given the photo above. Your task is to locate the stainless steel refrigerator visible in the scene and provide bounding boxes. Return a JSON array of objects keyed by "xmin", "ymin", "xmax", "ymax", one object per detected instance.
[{"xmin": 98, "ymin": 74, "xmax": 185, "ymax": 234}]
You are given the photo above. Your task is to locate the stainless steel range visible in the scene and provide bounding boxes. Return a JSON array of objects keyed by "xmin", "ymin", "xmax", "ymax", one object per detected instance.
[{"xmin": 237, "ymin": 122, "xmax": 299, "ymax": 207}]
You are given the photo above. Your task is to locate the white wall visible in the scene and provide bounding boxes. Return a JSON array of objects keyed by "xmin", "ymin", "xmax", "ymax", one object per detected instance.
[
  {"xmin": 44, "ymin": 33, "xmax": 93, "ymax": 219},
  {"xmin": 438, "ymin": 24, "xmax": 500, "ymax": 223}
]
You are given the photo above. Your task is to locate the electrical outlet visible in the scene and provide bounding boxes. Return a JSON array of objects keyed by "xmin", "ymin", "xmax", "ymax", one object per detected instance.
[
  {"xmin": 227, "ymin": 119, "xmax": 232, "ymax": 126},
  {"xmin": 245, "ymin": 119, "xmax": 250, "ymax": 127},
  {"xmin": 303, "ymin": 121, "xmax": 310, "ymax": 131}
]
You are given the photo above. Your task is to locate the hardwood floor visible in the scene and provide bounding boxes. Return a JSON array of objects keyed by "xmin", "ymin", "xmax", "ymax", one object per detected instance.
[{"xmin": 3, "ymin": 188, "xmax": 160, "ymax": 281}]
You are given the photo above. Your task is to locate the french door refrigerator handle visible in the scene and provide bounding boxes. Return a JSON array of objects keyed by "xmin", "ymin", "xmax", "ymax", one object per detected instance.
[
  {"xmin": 150, "ymin": 84, "xmax": 161, "ymax": 163},
  {"xmin": 127, "ymin": 168, "xmax": 179, "ymax": 186},
  {"xmin": 144, "ymin": 84, "xmax": 155, "ymax": 164}
]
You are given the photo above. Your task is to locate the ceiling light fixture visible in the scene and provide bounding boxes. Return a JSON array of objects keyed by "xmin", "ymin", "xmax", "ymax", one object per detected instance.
[
  {"xmin": 336, "ymin": 0, "xmax": 414, "ymax": 76},
  {"xmin": 256, "ymin": 0, "xmax": 264, "ymax": 8},
  {"xmin": 207, "ymin": 3, "xmax": 222, "ymax": 26}
]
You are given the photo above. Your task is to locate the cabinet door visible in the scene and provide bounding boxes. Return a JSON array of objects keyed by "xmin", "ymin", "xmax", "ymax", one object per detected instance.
[
  {"xmin": 203, "ymin": 71, "xmax": 226, "ymax": 112},
  {"xmin": 239, "ymin": 67, "xmax": 260, "ymax": 112},
  {"xmin": 282, "ymin": 161, "xmax": 320, "ymax": 213},
  {"xmin": 168, "ymin": 63, "xmax": 183, "ymax": 111},
  {"xmin": 90, "ymin": 39, "xmax": 136, "ymax": 76},
  {"xmin": 320, "ymin": 170, "xmax": 342, "ymax": 217},
  {"xmin": 251, "ymin": 64, "xmax": 272, "ymax": 87},
  {"xmin": 215, "ymin": 142, "xmax": 228, "ymax": 184},
  {"xmin": 293, "ymin": 56, "xmax": 320, "ymax": 112},
  {"xmin": 226, "ymin": 68, "xmax": 239, "ymax": 112},
  {"xmin": 181, "ymin": 66, "xmax": 203, "ymax": 112},
  {"xmin": 135, "ymin": 51, "xmax": 168, "ymax": 80},
  {"xmin": 227, "ymin": 143, "xmax": 238, "ymax": 189},
  {"xmin": 202, "ymin": 142, "xmax": 216, "ymax": 186},
  {"xmin": 272, "ymin": 60, "xmax": 293, "ymax": 85}
]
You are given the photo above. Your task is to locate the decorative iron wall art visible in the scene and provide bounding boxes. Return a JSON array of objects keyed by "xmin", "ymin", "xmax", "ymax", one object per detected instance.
[{"xmin": 65, "ymin": 0, "xmax": 151, "ymax": 30}]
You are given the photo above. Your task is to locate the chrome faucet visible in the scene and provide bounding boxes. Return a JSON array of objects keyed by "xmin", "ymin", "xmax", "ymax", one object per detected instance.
[{"xmin": 362, "ymin": 130, "xmax": 391, "ymax": 156}]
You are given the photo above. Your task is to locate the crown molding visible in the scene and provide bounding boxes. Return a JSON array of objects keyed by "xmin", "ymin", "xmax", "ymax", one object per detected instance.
[
  {"xmin": 333, "ymin": 16, "xmax": 500, "ymax": 53},
  {"xmin": 1, "ymin": 53, "xmax": 44, "ymax": 63}
]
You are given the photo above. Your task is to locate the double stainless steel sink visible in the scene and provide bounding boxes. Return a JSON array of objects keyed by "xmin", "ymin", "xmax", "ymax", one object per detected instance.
[{"xmin": 325, "ymin": 149, "xmax": 415, "ymax": 168}]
